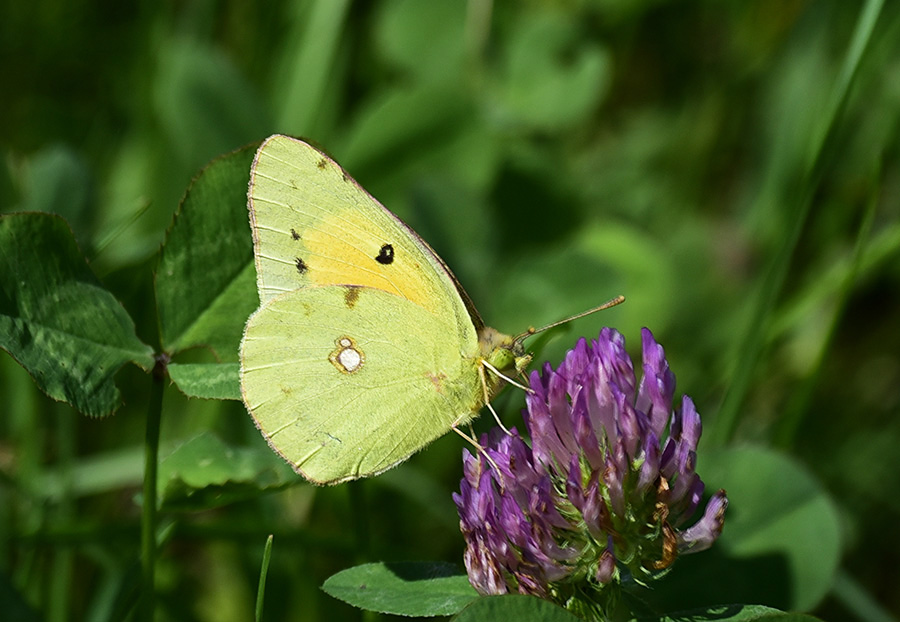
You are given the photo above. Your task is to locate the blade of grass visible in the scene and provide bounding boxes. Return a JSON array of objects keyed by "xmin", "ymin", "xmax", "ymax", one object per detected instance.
[
  {"xmin": 832, "ymin": 568, "xmax": 899, "ymax": 622},
  {"xmin": 774, "ymin": 161, "xmax": 880, "ymax": 447},
  {"xmin": 91, "ymin": 198, "xmax": 153, "ymax": 265},
  {"xmin": 255, "ymin": 535, "xmax": 274, "ymax": 622},
  {"xmin": 711, "ymin": 0, "xmax": 886, "ymax": 446},
  {"xmin": 274, "ymin": 0, "xmax": 351, "ymax": 136}
]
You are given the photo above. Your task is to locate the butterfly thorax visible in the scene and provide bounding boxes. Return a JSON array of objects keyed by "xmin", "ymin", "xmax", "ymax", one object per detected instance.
[{"xmin": 477, "ymin": 326, "xmax": 533, "ymax": 400}]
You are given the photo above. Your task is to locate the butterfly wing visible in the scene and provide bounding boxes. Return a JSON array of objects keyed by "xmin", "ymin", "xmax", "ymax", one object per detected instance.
[
  {"xmin": 248, "ymin": 134, "xmax": 482, "ymax": 339},
  {"xmin": 240, "ymin": 285, "xmax": 483, "ymax": 484}
]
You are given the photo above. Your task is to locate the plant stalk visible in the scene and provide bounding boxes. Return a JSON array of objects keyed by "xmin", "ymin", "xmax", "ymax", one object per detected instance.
[{"xmin": 140, "ymin": 354, "xmax": 167, "ymax": 621}]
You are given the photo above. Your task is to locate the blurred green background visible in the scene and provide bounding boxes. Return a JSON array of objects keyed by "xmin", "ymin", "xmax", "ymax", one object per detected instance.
[{"xmin": 2, "ymin": 0, "xmax": 900, "ymax": 620}]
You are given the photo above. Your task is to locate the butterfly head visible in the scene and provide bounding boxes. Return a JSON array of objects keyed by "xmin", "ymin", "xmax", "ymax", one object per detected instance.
[
  {"xmin": 480, "ymin": 296, "xmax": 627, "ymax": 385},
  {"xmin": 478, "ymin": 327, "xmax": 533, "ymax": 378}
]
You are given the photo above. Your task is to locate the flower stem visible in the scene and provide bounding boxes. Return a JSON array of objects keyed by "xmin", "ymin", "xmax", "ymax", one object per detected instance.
[{"xmin": 140, "ymin": 355, "xmax": 166, "ymax": 621}]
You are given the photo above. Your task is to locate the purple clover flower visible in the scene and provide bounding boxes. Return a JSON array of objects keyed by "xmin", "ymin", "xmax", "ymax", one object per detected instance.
[{"xmin": 453, "ymin": 328, "xmax": 727, "ymax": 608}]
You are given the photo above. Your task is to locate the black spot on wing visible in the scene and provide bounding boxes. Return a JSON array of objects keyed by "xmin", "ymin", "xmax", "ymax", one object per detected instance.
[
  {"xmin": 375, "ymin": 244, "xmax": 394, "ymax": 265},
  {"xmin": 317, "ymin": 158, "xmax": 328, "ymax": 170},
  {"xmin": 291, "ymin": 228, "xmax": 300, "ymax": 240},
  {"xmin": 295, "ymin": 257, "xmax": 308, "ymax": 274}
]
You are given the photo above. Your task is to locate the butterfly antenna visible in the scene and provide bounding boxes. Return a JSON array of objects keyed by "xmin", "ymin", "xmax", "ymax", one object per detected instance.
[{"xmin": 513, "ymin": 295, "xmax": 625, "ymax": 344}]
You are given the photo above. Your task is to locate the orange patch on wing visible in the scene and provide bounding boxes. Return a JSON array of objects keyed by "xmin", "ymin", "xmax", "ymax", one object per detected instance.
[{"xmin": 302, "ymin": 210, "xmax": 438, "ymax": 312}]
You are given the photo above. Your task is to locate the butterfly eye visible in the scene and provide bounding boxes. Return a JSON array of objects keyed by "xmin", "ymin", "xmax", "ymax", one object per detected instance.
[
  {"xmin": 375, "ymin": 244, "xmax": 394, "ymax": 265},
  {"xmin": 487, "ymin": 347, "xmax": 517, "ymax": 374}
]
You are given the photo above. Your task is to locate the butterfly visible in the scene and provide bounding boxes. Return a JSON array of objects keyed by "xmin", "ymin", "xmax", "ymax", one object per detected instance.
[{"xmin": 239, "ymin": 135, "xmax": 621, "ymax": 484}]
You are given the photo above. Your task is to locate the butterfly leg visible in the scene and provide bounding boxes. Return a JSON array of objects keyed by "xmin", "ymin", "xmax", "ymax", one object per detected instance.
[
  {"xmin": 518, "ymin": 369, "xmax": 531, "ymax": 386},
  {"xmin": 481, "ymin": 360, "xmax": 533, "ymax": 393},
  {"xmin": 451, "ymin": 425, "xmax": 501, "ymax": 473},
  {"xmin": 478, "ymin": 362, "xmax": 513, "ymax": 436},
  {"xmin": 452, "ymin": 425, "xmax": 482, "ymax": 450}
]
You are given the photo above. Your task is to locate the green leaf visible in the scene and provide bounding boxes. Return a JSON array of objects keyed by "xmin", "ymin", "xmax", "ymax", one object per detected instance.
[
  {"xmin": 153, "ymin": 39, "xmax": 272, "ymax": 169},
  {"xmin": 167, "ymin": 362, "xmax": 241, "ymax": 400},
  {"xmin": 708, "ymin": 447, "xmax": 842, "ymax": 611},
  {"xmin": 158, "ymin": 432, "xmax": 298, "ymax": 511},
  {"xmin": 34, "ymin": 445, "xmax": 144, "ymax": 501},
  {"xmin": 339, "ymin": 83, "xmax": 491, "ymax": 191},
  {"xmin": 453, "ymin": 594, "xmax": 582, "ymax": 622},
  {"xmin": 322, "ymin": 561, "xmax": 478, "ymax": 617},
  {"xmin": 635, "ymin": 604, "xmax": 823, "ymax": 622},
  {"xmin": 15, "ymin": 145, "xmax": 94, "ymax": 249},
  {"xmin": 156, "ymin": 145, "xmax": 259, "ymax": 359},
  {"xmin": 375, "ymin": 1, "xmax": 467, "ymax": 84},
  {"xmin": 0, "ymin": 212, "xmax": 154, "ymax": 417},
  {"xmin": 492, "ymin": 8, "xmax": 611, "ymax": 130},
  {"xmin": 641, "ymin": 446, "xmax": 841, "ymax": 613}
]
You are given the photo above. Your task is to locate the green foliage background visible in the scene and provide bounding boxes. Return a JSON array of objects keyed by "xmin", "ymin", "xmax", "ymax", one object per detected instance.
[{"xmin": 2, "ymin": 1, "xmax": 899, "ymax": 620}]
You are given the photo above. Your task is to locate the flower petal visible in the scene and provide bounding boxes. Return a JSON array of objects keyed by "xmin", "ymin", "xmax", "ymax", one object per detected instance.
[
  {"xmin": 636, "ymin": 328, "xmax": 676, "ymax": 437},
  {"xmin": 677, "ymin": 489, "xmax": 728, "ymax": 554}
]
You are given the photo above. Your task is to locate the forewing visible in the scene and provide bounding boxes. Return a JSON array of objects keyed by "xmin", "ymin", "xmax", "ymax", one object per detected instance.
[
  {"xmin": 240, "ymin": 285, "xmax": 483, "ymax": 485},
  {"xmin": 248, "ymin": 134, "xmax": 481, "ymax": 335}
]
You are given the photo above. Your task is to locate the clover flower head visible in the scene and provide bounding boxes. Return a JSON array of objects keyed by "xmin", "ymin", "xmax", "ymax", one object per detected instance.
[{"xmin": 453, "ymin": 328, "xmax": 727, "ymax": 612}]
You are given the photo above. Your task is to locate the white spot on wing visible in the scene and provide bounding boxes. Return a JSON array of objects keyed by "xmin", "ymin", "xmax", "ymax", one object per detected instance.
[
  {"xmin": 329, "ymin": 336, "xmax": 364, "ymax": 374},
  {"xmin": 338, "ymin": 347, "xmax": 361, "ymax": 371}
]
